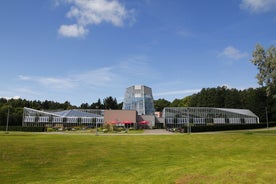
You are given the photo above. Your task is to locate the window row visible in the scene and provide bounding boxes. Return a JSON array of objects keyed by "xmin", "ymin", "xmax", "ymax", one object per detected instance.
[
  {"xmin": 165, "ymin": 117, "xmax": 258, "ymax": 124},
  {"xmin": 24, "ymin": 116, "xmax": 104, "ymax": 123}
]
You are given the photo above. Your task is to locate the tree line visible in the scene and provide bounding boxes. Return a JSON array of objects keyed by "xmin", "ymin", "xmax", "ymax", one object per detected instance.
[{"xmin": 154, "ymin": 86, "xmax": 275, "ymax": 122}]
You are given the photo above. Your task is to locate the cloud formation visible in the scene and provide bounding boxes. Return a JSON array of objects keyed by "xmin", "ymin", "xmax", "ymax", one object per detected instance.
[
  {"xmin": 2, "ymin": 96, "xmax": 21, "ymax": 100},
  {"xmin": 19, "ymin": 75, "xmax": 76, "ymax": 89},
  {"xmin": 18, "ymin": 67, "xmax": 118, "ymax": 90},
  {"xmin": 74, "ymin": 67, "xmax": 117, "ymax": 87},
  {"xmin": 218, "ymin": 46, "xmax": 248, "ymax": 60},
  {"xmin": 240, "ymin": 0, "xmax": 276, "ymax": 13},
  {"xmin": 57, "ymin": 0, "xmax": 134, "ymax": 37},
  {"xmin": 58, "ymin": 24, "xmax": 88, "ymax": 37},
  {"xmin": 118, "ymin": 55, "xmax": 154, "ymax": 76},
  {"xmin": 154, "ymin": 89, "xmax": 201, "ymax": 97}
]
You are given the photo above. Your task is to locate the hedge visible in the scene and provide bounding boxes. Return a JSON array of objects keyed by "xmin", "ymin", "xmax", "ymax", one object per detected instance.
[
  {"xmin": 0, "ymin": 126, "xmax": 45, "ymax": 132},
  {"xmin": 186, "ymin": 122, "xmax": 276, "ymax": 133}
]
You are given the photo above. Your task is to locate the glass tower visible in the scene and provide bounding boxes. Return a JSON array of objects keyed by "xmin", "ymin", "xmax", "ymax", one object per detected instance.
[{"xmin": 122, "ymin": 85, "xmax": 155, "ymax": 115}]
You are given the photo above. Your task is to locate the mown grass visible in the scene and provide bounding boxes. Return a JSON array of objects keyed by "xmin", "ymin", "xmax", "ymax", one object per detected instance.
[{"xmin": 0, "ymin": 131, "xmax": 275, "ymax": 184}]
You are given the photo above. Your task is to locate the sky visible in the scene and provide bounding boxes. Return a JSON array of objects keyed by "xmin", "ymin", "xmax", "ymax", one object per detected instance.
[{"xmin": 1, "ymin": 0, "xmax": 276, "ymax": 105}]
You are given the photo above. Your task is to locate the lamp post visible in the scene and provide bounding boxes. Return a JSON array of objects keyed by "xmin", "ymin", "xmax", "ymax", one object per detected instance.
[
  {"xmin": 95, "ymin": 106, "xmax": 99, "ymax": 136},
  {"xmin": 5, "ymin": 108, "xmax": 10, "ymax": 134},
  {"xmin": 265, "ymin": 107, "xmax": 269, "ymax": 129},
  {"xmin": 96, "ymin": 118, "xmax": 99, "ymax": 136},
  {"xmin": 187, "ymin": 107, "xmax": 190, "ymax": 134}
]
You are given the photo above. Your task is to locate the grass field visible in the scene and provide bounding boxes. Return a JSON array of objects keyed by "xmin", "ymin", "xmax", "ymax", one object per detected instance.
[{"xmin": 0, "ymin": 130, "xmax": 275, "ymax": 184}]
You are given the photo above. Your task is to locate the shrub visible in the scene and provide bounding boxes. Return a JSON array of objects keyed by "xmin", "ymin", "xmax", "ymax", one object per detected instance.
[
  {"xmin": 47, "ymin": 127, "xmax": 55, "ymax": 132},
  {"xmin": 0, "ymin": 126, "xmax": 45, "ymax": 132},
  {"xmin": 180, "ymin": 122, "xmax": 276, "ymax": 133}
]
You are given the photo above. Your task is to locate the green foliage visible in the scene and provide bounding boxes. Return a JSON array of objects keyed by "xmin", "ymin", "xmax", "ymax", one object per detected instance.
[
  {"xmin": 154, "ymin": 85, "xmax": 275, "ymax": 122},
  {"xmin": 186, "ymin": 86, "xmax": 275, "ymax": 122},
  {"xmin": 103, "ymin": 96, "xmax": 119, "ymax": 109},
  {"xmin": 154, "ymin": 98, "xmax": 171, "ymax": 111},
  {"xmin": 0, "ymin": 126, "xmax": 45, "ymax": 132},
  {"xmin": 170, "ymin": 99, "xmax": 183, "ymax": 107},
  {"xmin": 251, "ymin": 43, "xmax": 276, "ymax": 97},
  {"xmin": 102, "ymin": 123, "xmax": 113, "ymax": 132},
  {"xmin": 46, "ymin": 127, "xmax": 55, "ymax": 132},
  {"xmin": 188, "ymin": 123, "xmax": 276, "ymax": 132}
]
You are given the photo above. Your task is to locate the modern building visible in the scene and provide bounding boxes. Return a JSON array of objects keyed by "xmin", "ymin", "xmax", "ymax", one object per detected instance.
[
  {"xmin": 22, "ymin": 85, "xmax": 260, "ymax": 130},
  {"xmin": 163, "ymin": 107, "xmax": 259, "ymax": 128},
  {"xmin": 22, "ymin": 106, "xmax": 259, "ymax": 129},
  {"xmin": 122, "ymin": 85, "xmax": 155, "ymax": 115},
  {"xmin": 22, "ymin": 107, "xmax": 104, "ymax": 128}
]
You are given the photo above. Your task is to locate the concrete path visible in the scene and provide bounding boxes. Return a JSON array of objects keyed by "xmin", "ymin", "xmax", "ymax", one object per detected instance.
[{"xmin": 143, "ymin": 129, "xmax": 174, "ymax": 134}]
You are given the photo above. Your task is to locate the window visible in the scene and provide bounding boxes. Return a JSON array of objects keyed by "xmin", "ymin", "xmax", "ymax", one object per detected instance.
[
  {"xmin": 24, "ymin": 116, "xmax": 35, "ymax": 122},
  {"xmin": 38, "ymin": 116, "xmax": 49, "ymax": 123},
  {"xmin": 193, "ymin": 118, "xmax": 205, "ymax": 125},
  {"xmin": 213, "ymin": 118, "xmax": 225, "ymax": 124}
]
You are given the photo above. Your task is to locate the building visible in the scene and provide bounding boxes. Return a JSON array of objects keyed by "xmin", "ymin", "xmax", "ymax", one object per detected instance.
[
  {"xmin": 122, "ymin": 85, "xmax": 155, "ymax": 115},
  {"xmin": 22, "ymin": 107, "xmax": 104, "ymax": 128},
  {"xmin": 22, "ymin": 106, "xmax": 259, "ymax": 129},
  {"xmin": 163, "ymin": 107, "xmax": 259, "ymax": 128},
  {"xmin": 22, "ymin": 85, "xmax": 260, "ymax": 130},
  {"xmin": 104, "ymin": 110, "xmax": 137, "ymax": 128}
]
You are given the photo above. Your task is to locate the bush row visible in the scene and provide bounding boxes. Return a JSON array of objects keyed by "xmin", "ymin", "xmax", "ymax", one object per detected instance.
[
  {"xmin": 0, "ymin": 126, "xmax": 45, "ymax": 132},
  {"xmin": 187, "ymin": 122, "xmax": 276, "ymax": 133}
]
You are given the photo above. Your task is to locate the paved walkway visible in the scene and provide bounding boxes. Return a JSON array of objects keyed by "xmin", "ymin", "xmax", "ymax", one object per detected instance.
[{"xmin": 143, "ymin": 129, "xmax": 174, "ymax": 135}]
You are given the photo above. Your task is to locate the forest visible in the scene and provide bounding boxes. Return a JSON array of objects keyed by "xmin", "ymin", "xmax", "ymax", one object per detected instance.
[
  {"xmin": 155, "ymin": 86, "xmax": 275, "ymax": 122},
  {"xmin": 0, "ymin": 86, "xmax": 275, "ymax": 126}
]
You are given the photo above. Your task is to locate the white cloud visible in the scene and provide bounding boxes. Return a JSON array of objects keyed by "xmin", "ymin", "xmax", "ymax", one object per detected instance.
[
  {"xmin": 154, "ymin": 89, "xmax": 200, "ymax": 97},
  {"xmin": 58, "ymin": 24, "xmax": 88, "ymax": 38},
  {"xmin": 18, "ymin": 75, "xmax": 31, "ymax": 80},
  {"xmin": 119, "ymin": 55, "xmax": 152, "ymax": 75},
  {"xmin": 75, "ymin": 67, "xmax": 118, "ymax": 87},
  {"xmin": 57, "ymin": 0, "xmax": 134, "ymax": 37},
  {"xmin": 18, "ymin": 67, "xmax": 118, "ymax": 90},
  {"xmin": 240, "ymin": 0, "xmax": 276, "ymax": 13},
  {"xmin": 19, "ymin": 75, "xmax": 76, "ymax": 89},
  {"xmin": 2, "ymin": 96, "xmax": 21, "ymax": 100},
  {"xmin": 218, "ymin": 46, "xmax": 248, "ymax": 60}
]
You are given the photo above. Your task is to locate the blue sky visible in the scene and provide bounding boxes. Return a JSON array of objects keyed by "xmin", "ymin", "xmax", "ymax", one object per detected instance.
[{"xmin": 1, "ymin": 0, "xmax": 276, "ymax": 105}]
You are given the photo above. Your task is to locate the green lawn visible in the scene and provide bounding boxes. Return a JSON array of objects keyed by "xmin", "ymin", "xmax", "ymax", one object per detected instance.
[{"xmin": 0, "ymin": 131, "xmax": 275, "ymax": 184}]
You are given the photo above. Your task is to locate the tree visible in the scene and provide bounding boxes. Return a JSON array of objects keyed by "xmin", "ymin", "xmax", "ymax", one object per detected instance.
[
  {"xmin": 170, "ymin": 99, "xmax": 183, "ymax": 107},
  {"xmin": 224, "ymin": 88, "xmax": 242, "ymax": 108},
  {"xmin": 90, "ymin": 99, "xmax": 103, "ymax": 109},
  {"xmin": 103, "ymin": 96, "xmax": 118, "ymax": 109},
  {"xmin": 251, "ymin": 44, "xmax": 276, "ymax": 97},
  {"xmin": 154, "ymin": 98, "xmax": 171, "ymax": 111},
  {"xmin": 117, "ymin": 102, "xmax": 123, "ymax": 109},
  {"xmin": 181, "ymin": 96, "xmax": 192, "ymax": 107},
  {"xmin": 62, "ymin": 101, "xmax": 72, "ymax": 110},
  {"xmin": 241, "ymin": 87, "xmax": 267, "ymax": 122},
  {"xmin": 80, "ymin": 103, "xmax": 89, "ymax": 109}
]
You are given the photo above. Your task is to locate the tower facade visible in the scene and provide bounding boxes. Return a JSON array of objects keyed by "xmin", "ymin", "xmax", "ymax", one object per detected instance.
[{"xmin": 122, "ymin": 85, "xmax": 155, "ymax": 115}]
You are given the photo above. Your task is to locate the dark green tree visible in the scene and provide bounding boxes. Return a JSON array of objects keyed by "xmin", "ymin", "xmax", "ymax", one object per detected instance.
[
  {"xmin": 80, "ymin": 103, "xmax": 89, "ymax": 109},
  {"xmin": 170, "ymin": 99, "xmax": 183, "ymax": 107},
  {"xmin": 90, "ymin": 98, "xmax": 104, "ymax": 109},
  {"xmin": 103, "ymin": 96, "xmax": 118, "ymax": 109},
  {"xmin": 154, "ymin": 98, "xmax": 171, "ymax": 111}
]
